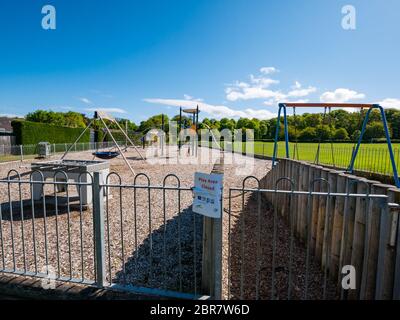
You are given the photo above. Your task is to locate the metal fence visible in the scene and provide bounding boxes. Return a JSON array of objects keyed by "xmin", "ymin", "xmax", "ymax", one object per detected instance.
[
  {"xmin": 225, "ymin": 176, "xmax": 400, "ymax": 300},
  {"xmin": 0, "ymin": 169, "xmax": 202, "ymax": 299},
  {"xmin": 218, "ymin": 141, "xmax": 400, "ymax": 177},
  {"xmin": 0, "ymin": 141, "xmax": 127, "ymax": 163},
  {"xmin": 1, "ymin": 167, "xmax": 399, "ymax": 300}
]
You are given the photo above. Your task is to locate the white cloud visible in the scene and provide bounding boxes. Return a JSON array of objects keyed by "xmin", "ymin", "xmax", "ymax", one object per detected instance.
[
  {"xmin": 0, "ymin": 113, "xmax": 24, "ymax": 118},
  {"xmin": 226, "ymin": 86, "xmax": 286, "ymax": 102},
  {"xmin": 183, "ymin": 94, "xmax": 203, "ymax": 102},
  {"xmin": 292, "ymin": 81, "xmax": 302, "ymax": 89},
  {"xmin": 225, "ymin": 67, "xmax": 282, "ymax": 102},
  {"xmin": 260, "ymin": 67, "xmax": 279, "ymax": 75},
  {"xmin": 377, "ymin": 98, "xmax": 400, "ymax": 110},
  {"xmin": 263, "ymin": 99, "xmax": 276, "ymax": 106},
  {"xmin": 79, "ymin": 97, "xmax": 92, "ymax": 104},
  {"xmin": 320, "ymin": 88, "xmax": 365, "ymax": 103},
  {"xmin": 249, "ymin": 74, "xmax": 280, "ymax": 88},
  {"xmin": 225, "ymin": 68, "xmax": 317, "ymax": 106},
  {"xmin": 288, "ymin": 84, "xmax": 317, "ymax": 98},
  {"xmin": 85, "ymin": 107, "xmax": 127, "ymax": 114},
  {"xmin": 281, "ymin": 99, "xmax": 310, "ymax": 104},
  {"xmin": 143, "ymin": 98, "xmax": 277, "ymax": 120}
]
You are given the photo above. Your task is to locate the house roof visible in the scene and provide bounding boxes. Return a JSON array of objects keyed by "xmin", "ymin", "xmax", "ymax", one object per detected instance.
[{"xmin": 0, "ymin": 117, "xmax": 19, "ymax": 132}]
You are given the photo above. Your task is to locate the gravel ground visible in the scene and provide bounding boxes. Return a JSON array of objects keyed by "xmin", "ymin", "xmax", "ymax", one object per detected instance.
[{"xmin": 0, "ymin": 146, "xmax": 337, "ymax": 299}]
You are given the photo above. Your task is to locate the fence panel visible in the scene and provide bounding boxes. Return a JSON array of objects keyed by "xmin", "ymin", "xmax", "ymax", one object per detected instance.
[
  {"xmin": 0, "ymin": 169, "xmax": 202, "ymax": 299},
  {"xmin": 225, "ymin": 177, "xmax": 395, "ymax": 300},
  {"xmin": 0, "ymin": 170, "xmax": 96, "ymax": 285}
]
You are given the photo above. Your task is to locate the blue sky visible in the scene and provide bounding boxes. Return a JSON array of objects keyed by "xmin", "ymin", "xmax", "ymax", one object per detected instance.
[{"xmin": 0, "ymin": 0, "xmax": 399, "ymax": 123}]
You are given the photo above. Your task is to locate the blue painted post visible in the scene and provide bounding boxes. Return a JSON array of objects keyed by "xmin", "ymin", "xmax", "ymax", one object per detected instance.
[
  {"xmin": 283, "ymin": 104, "xmax": 290, "ymax": 159},
  {"xmin": 347, "ymin": 105, "xmax": 400, "ymax": 188},
  {"xmin": 347, "ymin": 108, "xmax": 372, "ymax": 173},
  {"xmin": 377, "ymin": 105, "xmax": 400, "ymax": 187},
  {"xmin": 272, "ymin": 104, "xmax": 283, "ymax": 166}
]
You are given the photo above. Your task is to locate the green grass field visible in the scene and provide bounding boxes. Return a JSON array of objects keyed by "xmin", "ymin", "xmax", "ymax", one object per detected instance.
[{"xmin": 224, "ymin": 141, "xmax": 400, "ymax": 176}]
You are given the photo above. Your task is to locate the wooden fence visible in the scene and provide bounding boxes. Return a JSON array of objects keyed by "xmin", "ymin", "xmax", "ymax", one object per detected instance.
[{"xmin": 260, "ymin": 158, "xmax": 400, "ymax": 300}]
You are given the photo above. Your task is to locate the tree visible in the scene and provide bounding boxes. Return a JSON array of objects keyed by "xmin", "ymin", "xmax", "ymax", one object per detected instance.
[
  {"xmin": 302, "ymin": 113, "xmax": 322, "ymax": 129},
  {"xmin": 364, "ymin": 122, "xmax": 385, "ymax": 141},
  {"xmin": 351, "ymin": 129, "xmax": 361, "ymax": 141},
  {"xmin": 115, "ymin": 118, "xmax": 138, "ymax": 131},
  {"xmin": 247, "ymin": 118, "xmax": 260, "ymax": 139},
  {"xmin": 26, "ymin": 110, "xmax": 86, "ymax": 127},
  {"xmin": 219, "ymin": 118, "xmax": 235, "ymax": 131},
  {"xmin": 316, "ymin": 125, "xmax": 333, "ymax": 141},
  {"xmin": 288, "ymin": 126, "xmax": 300, "ymax": 141},
  {"xmin": 333, "ymin": 128, "xmax": 349, "ymax": 140},
  {"xmin": 236, "ymin": 118, "xmax": 251, "ymax": 129},
  {"xmin": 298, "ymin": 127, "xmax": 317, "ymax": 141},
  {"xmin": 258, "ymin": 120, "xmax": 269, "ymax": 139},
  {"xmin": 385, "ymin": 109, "xmax": 400, "ymax": 139},
  {"xmin": 139, "ymin": 114, "xmax": 169, "ymax": 133},
  {"xmin": 172, "ymin": 114, "xmax": 192, "ymax": 130}
]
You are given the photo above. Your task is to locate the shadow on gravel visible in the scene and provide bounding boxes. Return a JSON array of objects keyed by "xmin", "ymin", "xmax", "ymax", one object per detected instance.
[
  {"xmin": 0, "ymin": 196, "xmax": 87, "ymax": 221},
  {"xmin": 113, "ymin": 206, "xmax": 203, "ymax": 295},
  {"xmin": 227, "ymin": 191, "xmax": 338, "ymax": 300}
]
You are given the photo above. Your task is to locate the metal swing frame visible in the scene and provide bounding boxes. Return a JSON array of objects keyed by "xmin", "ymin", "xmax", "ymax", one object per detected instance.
[
  {"xmin": 60, "ymin": 110, "xmax": 145, "ymax": 177},
  {"xmin": 272, "ymin": 103, "xmax": 400, "ymax": 188}
]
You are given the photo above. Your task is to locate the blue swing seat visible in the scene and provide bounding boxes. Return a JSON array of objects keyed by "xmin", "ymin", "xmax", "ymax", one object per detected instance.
[{"xmin": 93, "ymin": 151, "xmax": 120, "ymax": 159}]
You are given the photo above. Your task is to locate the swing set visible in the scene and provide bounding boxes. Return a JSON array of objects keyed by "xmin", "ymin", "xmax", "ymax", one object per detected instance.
[
  {"xmin": 272, "ymin": 103, "xmax": 400, "ymax": 188},
  {"xmin": 61, "ymin": 110, "xmax": 145, "ymax": 177}
]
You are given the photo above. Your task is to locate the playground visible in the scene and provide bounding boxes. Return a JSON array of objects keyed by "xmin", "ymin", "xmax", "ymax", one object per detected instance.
[
  {"xmin": 0, "ymin": 146, "xmax": 268, "ymax": 294},
  {"xmin": 0, "ymin": 104, "xmax": 399, "ymax": 300}
]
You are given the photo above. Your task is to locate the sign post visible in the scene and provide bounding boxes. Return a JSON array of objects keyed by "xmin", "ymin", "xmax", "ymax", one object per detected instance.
[{"xmin": 195, "ymin": 171, "xmax": 223, "ymax": 299}]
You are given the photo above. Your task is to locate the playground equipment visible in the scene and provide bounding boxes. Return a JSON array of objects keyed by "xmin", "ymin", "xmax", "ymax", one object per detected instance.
[
  {"xmin": 60, "ymin": 110, "xmax": 145, "ymax": 177},
  {"xmin": 272, "ymin": 103, "xmax": 400, "ymax": 188},
  {"xmin": 178, "ymin": 106, "xmax": 200, "ymax": 155},
  {"xmin": 93, "ymin": 151, "xmax": 120, "ymax": 160}
]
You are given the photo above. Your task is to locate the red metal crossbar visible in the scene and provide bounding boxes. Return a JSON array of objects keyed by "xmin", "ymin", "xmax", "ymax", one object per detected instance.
[{"xmin": 281, "ymin": 103, "xmax": 376, "ymax": 108}]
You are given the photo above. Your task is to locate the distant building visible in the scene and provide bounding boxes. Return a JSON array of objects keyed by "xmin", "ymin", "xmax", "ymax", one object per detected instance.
[
  {"xmin": 0, "ymin": 116, "xmax": 21, "ymax": 145},
  {"xmin": 0, "ymin": 116, "xmax": 17, "ymax": 132}
]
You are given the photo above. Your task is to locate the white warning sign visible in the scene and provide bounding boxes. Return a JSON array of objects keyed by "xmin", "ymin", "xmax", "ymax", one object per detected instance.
[{"xmin": 193, "ymin": 172, "xmax": 223, "ymax": 218}]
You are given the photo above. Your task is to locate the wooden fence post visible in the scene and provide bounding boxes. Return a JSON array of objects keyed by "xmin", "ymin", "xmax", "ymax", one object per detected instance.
[
  {"xmin": 315, "ymin": 168, "xmax": 330, "ymax": 263},
  {"xmin": 393, "ymin": 189, "xmax": 400, "ymax": 300},
  {"xmin": 337, "ymin": 174, "xmax": 358, "ymax": 296},
  {"xmin": 359, "ymin": 183, "xmax": 387, "ymax": 299},
  {"xmin": 377, "ymin": 187, "xmax": 399, "ymax": 299},
  {"xmin": 311, "ymin": 165, "xmax": 322, "ymax": 255},
  {"xmin": 322, "ymin": 170, "xmax": 337, "ymax": 272},
  {"xmin": 201, "ymin": 159, "xmax": 224, "ymax": 299},
  {"xmin": 348, "ymin": 178, "xmax": 369, "ymax": 299}
]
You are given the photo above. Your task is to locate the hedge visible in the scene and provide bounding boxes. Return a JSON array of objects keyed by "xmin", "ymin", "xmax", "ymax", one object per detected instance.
[
  {"xmin": 12, "ymin": 120, "xmax": 90, "ymax": 145},
  {"xmin": 98, "ymin": 130, "xmax": 142, "ymax": 144}
]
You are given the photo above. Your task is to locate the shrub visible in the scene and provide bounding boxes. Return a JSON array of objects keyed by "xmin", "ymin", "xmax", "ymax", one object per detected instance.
[
  {"xmin": 333, "ymin": 128, "xmax": 349, "ymax": 140},
  {"xmin": 298, "ymin": 127, "xmax": 317, "ymax": 141},
  {"xmin": 364, "ymin": 122, "xmax": 386, "ymax": 140},
  {"xmin": 12, "ymin": 120, "xmax": 90, "ymax": 145}
]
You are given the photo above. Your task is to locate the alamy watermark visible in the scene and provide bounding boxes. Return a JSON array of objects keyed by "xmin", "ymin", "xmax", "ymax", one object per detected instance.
[
  {"xmin": 40, "ymin": 265, "xmax": 57, "ymax": 290},
  {"xmin": 143, "ymin": 122, "xmax": 255, "ymax": 176},
  {"xmin": 342, "ymin": 5, "xmax": 356, "ymax": 30},
  {"xmin": 41, "ymin": 5, "xmax": 56, "ymax": 30}
]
